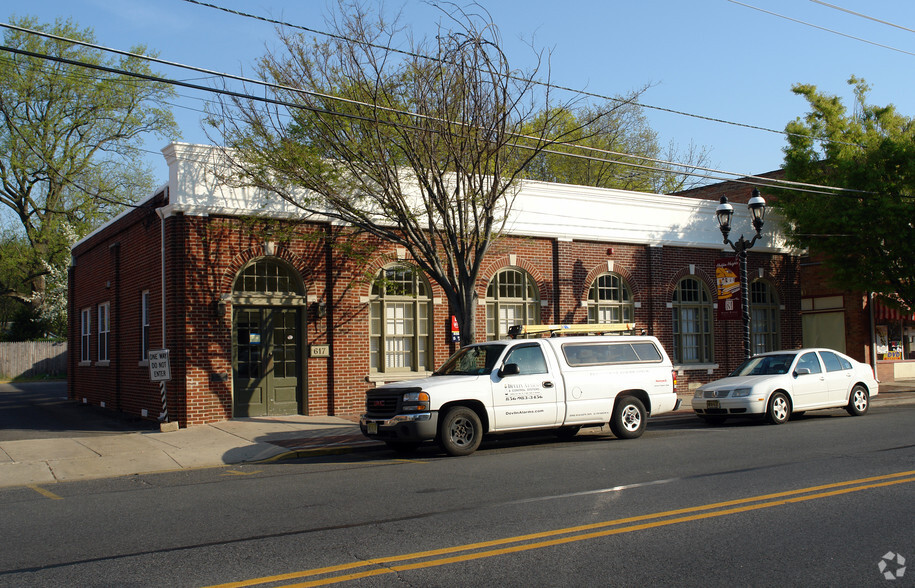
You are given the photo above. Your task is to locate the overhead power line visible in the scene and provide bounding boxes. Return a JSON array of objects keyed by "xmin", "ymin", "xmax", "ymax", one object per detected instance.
[
  {"xmin": 729, "ymin": 0, "xmax": 915, "ymax": 58},
  {"xmin": 3, "ymin": 38, "xmax": 873, "ymax": 196},
  {"xmin": 1, "ymin": 19, "xmax": 870, "ymax": 188},
  {"xmin": 810, "ymin": 0, "xmax": 915, "ymax": 35},
  {"xmin": 177, "ymin": 0, "xmax": 829, "ymax": 144}
]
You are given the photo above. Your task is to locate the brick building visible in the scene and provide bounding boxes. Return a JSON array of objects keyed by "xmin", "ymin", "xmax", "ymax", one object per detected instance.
[
  {"xmin": 677, "ymin": 172, "xmax": 915, "ymax": 382},
  {"xmin": 68, "ymin": 144, "xmax": 802, "ymax": 427}
]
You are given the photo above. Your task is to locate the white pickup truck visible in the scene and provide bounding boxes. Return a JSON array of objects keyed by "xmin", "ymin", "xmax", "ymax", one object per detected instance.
[{"xmin": 359, "ymin": 328, "xmax": 681, "ymax": 456}]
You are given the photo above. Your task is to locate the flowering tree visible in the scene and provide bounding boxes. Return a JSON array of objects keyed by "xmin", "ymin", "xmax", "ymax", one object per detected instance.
[{"xmin": 0, "ymin": 16, "xmax": 178, "ymax": 335}]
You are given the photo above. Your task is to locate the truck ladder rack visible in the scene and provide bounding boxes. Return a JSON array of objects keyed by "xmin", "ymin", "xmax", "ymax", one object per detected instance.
[{"xmin": 508, "ymin": 323, "xmax": 640, "ymax": 338}]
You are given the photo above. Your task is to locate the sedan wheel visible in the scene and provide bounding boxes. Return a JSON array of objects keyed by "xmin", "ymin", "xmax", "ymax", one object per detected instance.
[
  {"xmin": 846, "ymin": 385, "xmax": 869, "ymax": 416},
  {"xmin": 766, "ymin": 392, "xmax": 790, "ymax": 425}
]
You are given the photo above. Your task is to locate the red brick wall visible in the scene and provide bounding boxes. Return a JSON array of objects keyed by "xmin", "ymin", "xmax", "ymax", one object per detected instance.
[
  {"xmin": 71, "ymin": 202, "xmax": 803, "ymax": 425},
  {"xmin": 675, "ymin": 170, "xmax": 786, "ymax": 205},
  {"xmin": 677, "ymin": 172, "xmax": 873, "ymax": 368},
  {"xmin": 177, "ymin": 215, "xmax": 330, "ymax": 423},
  {"xmin": 70, "ymin": 192, "xmax": 170, "ymax": 419}
]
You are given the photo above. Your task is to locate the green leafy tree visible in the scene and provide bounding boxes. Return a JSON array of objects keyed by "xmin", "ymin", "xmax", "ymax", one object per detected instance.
[
  {"xmin": 0, "ymin": 16, "xmax": 179, "ymax": 327},
  {"xmin": 211, "ymin": 2, "xmax": 591, "ymax": 344},
  {"xmin": 520, "ymin": 100, "xmax": 711, "ymax": 193},
  {"xmin": 780, "ymin": 76, "xmax": 915, "ymax": 312}
]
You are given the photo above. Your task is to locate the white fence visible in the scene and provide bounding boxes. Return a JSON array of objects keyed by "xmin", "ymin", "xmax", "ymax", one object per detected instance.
[{"xmin": 0, "ymin": 341, "xmax": 67, "ymax": 380}]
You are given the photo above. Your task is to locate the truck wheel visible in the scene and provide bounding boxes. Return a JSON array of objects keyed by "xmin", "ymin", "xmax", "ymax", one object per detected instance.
[
  {"xmin": 609, "ymin": 397, "xmax": 646, "ymax": 439},
  {"xmin": 438, "ymin": 406, "xmax": 482, "ymax": 456}
]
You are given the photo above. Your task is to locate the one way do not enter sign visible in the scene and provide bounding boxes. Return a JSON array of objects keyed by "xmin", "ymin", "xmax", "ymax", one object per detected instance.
[{"xmin": 148, "ymin": 349, "xmax": 171, "ymax": 382}]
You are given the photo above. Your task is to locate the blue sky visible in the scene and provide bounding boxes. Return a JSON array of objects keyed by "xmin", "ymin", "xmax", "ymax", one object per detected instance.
[{"xmin": 8, "ymin": 0, "xmax": 915, "ymax": 189}]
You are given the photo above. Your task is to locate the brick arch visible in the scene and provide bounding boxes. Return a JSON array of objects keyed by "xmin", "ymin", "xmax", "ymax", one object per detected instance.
[
  {"xmin": 583, "ymin": 263, "xmax": 641, "ymax": 299},
  {"xmin": 220, "ymin": 246, "xmax": 311, "ymax": 294},
  {"xmin": 666, "ymin": 266, "xmax": 717, "ymax": 300},
  {"xmin": 361, "ymin": 256, "xmax": 434, "ymax": 298},
  {"xmin": 750, "ymin": 274, "xmax": 784, "ymax": 304},
  {"xmin": 747, "ymin": 268, "xmax": 785, "ymax": 304},
  {"xmin": 479, "ymin": 256, "xmax": 547, "ymax": 300}
]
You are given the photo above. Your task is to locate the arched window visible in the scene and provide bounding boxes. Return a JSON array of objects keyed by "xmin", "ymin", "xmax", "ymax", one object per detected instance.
[
  {"xmin": 486, "ymin": 268, "xmax": 540, "ymax": 340},
  {"xmin": 672, "ymin": 277, "xmax": 713, "ymax": 364},
  {"xmin": 750, "ymin": 280, "xmax": 780, "ymax": 354},
  {"xmin": 587, "ymin": 273, "xmax": 634, "ymax": 324},
  {"xmin": 233, "ymin": 258, "xmax": 304, "ymax": 294},
  {"xmin": 370, "ymin": 265, "xmax": 432, "ymax": 373}
]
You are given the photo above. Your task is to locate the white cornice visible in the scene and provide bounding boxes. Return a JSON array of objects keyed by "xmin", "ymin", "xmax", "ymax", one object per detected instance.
[{"xmin": 74, "ymin": 142, "xmax": 792, "ymax": 255}]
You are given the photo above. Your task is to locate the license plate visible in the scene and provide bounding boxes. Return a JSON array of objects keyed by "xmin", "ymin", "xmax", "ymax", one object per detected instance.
[
  {"xmin": 367, "ymin": 422, "xmax": 378, "ymax": 435},
  {"xmin": 706, "ymin": 400, "xmax": 720, "ymax": 409}
]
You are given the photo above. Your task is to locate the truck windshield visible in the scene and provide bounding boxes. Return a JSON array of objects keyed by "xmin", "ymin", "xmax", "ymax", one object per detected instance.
[
  {"xmin": 434, "ymin": 344, "xmax": 506, "ymax": 376},
  {"xmin": 729, "ymin": 353, "xmax": 796, "ymax": 377}
]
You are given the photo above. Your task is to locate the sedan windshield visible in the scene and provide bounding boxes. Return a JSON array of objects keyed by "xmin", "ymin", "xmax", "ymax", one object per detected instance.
[
  {"xmin": 729, "ymin": 353, "xmax": 796, "ymax": 377},
  {"xmin": 434, "ymin": 344, "xmax": 506, "ymax": 376}
]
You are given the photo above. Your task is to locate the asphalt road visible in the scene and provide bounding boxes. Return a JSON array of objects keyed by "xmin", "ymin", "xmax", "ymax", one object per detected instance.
[
  {"xmin": 0, "ymin": 401, "xmax": 912, "ymax": 587},
  {"xmin": 0, "ymin": 381, "xmax": 156, "ymax": 441}
]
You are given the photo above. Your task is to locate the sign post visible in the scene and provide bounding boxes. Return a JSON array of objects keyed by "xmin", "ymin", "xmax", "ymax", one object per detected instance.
[
  {"xmin": 148, "ymin": 349, "xmax": 171, "ymax": 424},
  {"xmin": 450, "ymin": 315, "xmax": 461, "ymax": 343}
]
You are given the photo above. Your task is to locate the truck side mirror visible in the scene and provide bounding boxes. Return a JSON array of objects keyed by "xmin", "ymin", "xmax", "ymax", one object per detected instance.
[{"xmin": 499, "ymin": 363, "xmax": 520, "ymax": 378}]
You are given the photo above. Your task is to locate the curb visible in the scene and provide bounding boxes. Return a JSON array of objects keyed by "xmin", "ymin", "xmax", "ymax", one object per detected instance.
[
  {"xmin": 254, "ymin": 392, "xmax": 915, "ymax": 463},
  {"xmin": 252, "ymin": 443, "xmax": 386, "ymax": 463}
]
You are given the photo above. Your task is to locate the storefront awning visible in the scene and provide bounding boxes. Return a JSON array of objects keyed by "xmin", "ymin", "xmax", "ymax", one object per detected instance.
[{"xmin": 874, "ymin": 298, "xmax": 915, "ymax": 322}]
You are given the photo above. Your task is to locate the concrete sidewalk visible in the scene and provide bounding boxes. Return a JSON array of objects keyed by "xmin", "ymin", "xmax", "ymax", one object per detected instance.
[
  {"xmin": 0, "ymin": 414, "xmax": 373, "ymax": 489},
  {"xmin": 1, "ymin": 383, "xmax": 913, "ymax": 489}
]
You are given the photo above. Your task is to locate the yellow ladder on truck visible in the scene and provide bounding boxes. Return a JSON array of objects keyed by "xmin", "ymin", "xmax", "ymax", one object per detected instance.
[{"xmin": 508, "ymin": 323, "xmax": 638, "ymax": 338}]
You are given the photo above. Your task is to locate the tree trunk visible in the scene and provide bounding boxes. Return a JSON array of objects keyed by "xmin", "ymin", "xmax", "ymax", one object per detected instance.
[{"xmin": 447, "ymin": 284, "xmax": 479, "ymax": 347}]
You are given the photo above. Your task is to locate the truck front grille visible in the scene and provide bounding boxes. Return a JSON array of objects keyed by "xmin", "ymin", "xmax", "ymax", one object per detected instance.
[{"xmin": 364, "ymin": 393, "xmax": 401, "ymax": 418}]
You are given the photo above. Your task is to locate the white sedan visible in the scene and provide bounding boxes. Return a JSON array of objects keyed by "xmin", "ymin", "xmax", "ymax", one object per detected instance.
[{"xmin": 692, "ymin": 348, "xmax": 879, "ymax": 425}]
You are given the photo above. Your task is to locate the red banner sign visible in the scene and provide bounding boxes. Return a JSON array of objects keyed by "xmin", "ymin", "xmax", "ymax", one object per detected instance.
[{"xmin": 716, "ymin": 258, "xmax": 741, "ymax": 321}]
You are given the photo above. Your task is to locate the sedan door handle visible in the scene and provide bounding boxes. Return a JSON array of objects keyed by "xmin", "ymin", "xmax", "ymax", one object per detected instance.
[{"xmin": 543, "ymin": 381, "xmax": 554, "ymax": 388}]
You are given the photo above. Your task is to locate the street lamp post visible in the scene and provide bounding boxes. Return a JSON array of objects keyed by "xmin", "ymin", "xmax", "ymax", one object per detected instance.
[{"xmin": 715, "ymin": 187, "xmax": 767, "ymax": 359}]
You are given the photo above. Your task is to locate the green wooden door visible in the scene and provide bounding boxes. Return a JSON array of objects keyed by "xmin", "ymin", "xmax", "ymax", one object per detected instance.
[{"xmin": 233, "ymin": 307, "xmax": 301, "ymax": 417}]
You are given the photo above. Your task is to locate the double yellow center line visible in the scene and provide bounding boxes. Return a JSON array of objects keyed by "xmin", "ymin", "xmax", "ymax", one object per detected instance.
[{"xmin": 211, "ymin": 470, "xmax": 915, "ymax": 588}]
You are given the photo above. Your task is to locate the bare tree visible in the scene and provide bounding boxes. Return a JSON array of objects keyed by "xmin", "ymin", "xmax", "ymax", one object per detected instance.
[{"xmin": 211, "ymin": 2, "xmax": 600, "ymax": 343}]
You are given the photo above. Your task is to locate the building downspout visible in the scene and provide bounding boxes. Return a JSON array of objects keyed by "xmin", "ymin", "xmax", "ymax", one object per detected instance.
[
  {"xmin": 647, "ymin": 246, "xmax": 656, "ymax": 334},
  {"xmin": 155, "ymin": 209, "xmax": 166, "ymax": 355},
  {"xmin": 68, "ymin": 259, "xmax": 76, "ymax": 401},
  {"xmin": 324, "ymin": 228, "xmax": 334, "ymax": 415},
  {"xmin": 868, "ymin": 292, "xmax": 878, "ymax": 377},
  {"xmin": 155, "ymin": 206, "xmax": 171, "ymax": 426},
  {"xmin": 109, "ymin": 242, "xmax": 121, "ymax": 411}
]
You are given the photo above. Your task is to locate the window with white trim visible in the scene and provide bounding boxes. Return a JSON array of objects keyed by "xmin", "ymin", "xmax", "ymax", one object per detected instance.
[
  {"xmin": 81, "ymin": 308, "xmax": 91, "ymax": 363},
  {"xmin": 141, "ymin": 290, "xmax": 150, "ymax": 360},
  {"xmin": 486, "ymin": 268, "xmax": 540, "ymax": 340},
  {"xmin": 672, "ymin": 277, "xmax": 713, "ymax": 364},
  {"xmin": 587, "ymin": 272, "xmax": 634, "ymax": 324},
  {"xmin": 98, "ymin": 302, "xmax": 110, "ymax": 362},
  {"xmin": 750, "ymin": 280, "xmax": 780, "ymax": 354},
  {"xmin": 369, "ymin": 265, "xmax": 432, "ymax": 373}
]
